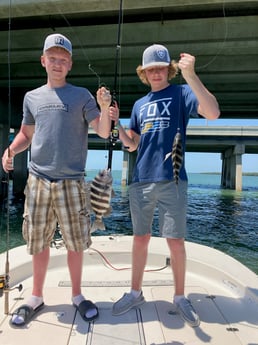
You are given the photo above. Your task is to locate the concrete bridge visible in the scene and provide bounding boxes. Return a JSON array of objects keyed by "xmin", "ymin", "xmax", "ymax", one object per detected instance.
[
  {"xmin": 0, "ymin": 0, "xmax": 258, "ymax": 196},
  {"xmin": 0, "ymin": 0, "xmax": 258, "ymax": 125},
  {"xmin": 0, "ymin": 125, "xmax": 257, "ymax": 199},
  {"xmin": 85, "ymin": 125, "xmax": 258, "ymax": 190}
]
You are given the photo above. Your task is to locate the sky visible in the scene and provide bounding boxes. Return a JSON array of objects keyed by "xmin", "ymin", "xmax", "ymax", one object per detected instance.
[{"xmin": 86, "ymin": 118, "xmax": 258, "ymax": 173}]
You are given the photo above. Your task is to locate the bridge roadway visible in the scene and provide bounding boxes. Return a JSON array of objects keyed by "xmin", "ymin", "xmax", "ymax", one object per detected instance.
[
  {"xmin": 0, "ymin": 125, "xmax": 257, "ymax": 197},
  {"xmin": 87, "ymin": 125, "xmax": 258, "ymax": 154},
  {"xmin": 87, "ymin": 125, "xmax": 257, "ymax": 191}
]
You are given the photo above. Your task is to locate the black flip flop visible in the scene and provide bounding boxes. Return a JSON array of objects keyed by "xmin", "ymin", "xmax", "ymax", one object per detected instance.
[
  {"xmin": 73, "ymin": 300, "xmax": 99, "ymax": 322},
  {"xmin": 10, "ymin": 303, "xmax": 45, "ymax": 327}
]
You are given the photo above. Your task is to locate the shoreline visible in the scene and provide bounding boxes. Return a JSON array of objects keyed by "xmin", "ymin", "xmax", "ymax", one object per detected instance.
[
  {"xmin": 197, "ymin": 172, "xmax": 258, "ymax": 176},
  {"xmin": 87, "ymin": 169, "xmax": 258, "ymax": 177}
]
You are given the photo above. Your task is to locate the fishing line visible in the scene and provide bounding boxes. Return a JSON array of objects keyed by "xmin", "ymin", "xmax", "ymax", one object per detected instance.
[
  {"xmin": 196, "ymin": 0, "xmax": 228, "ymax": 70},
  {"xmin": 50, "ymin": 4, "xmax": 103, "ymax": 87},
  {"xmin": 88, "ymin": 64, "xmax": 101, "ymax": 88}
]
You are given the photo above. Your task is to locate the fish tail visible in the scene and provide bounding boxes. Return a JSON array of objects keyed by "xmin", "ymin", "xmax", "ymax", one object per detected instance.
[
  {"xmin": 176, "ymin": 183, "xmax": 179, "ymax": 199},
  {"xmin": 91, "ymin": 219, "xmax": 106, "ymax": 233}
]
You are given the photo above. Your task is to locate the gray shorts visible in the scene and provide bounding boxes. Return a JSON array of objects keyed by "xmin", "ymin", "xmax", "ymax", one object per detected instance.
[
  {"xmin": 22, "ymin": 174, "xmax": 92, "ymax": 255},
  {"xmin": 129, "ymin": 180, "xmax": 188, "ymax": 238}
]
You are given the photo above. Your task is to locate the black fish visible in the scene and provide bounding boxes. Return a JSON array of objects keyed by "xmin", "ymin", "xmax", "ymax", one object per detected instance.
[
  {"xmin": 90, "ymin": 169, "xmax": 114, "ymax": 232},
  {"xmin": 164, "ymin": 129, "xmax": 183, "ymax": 185}
]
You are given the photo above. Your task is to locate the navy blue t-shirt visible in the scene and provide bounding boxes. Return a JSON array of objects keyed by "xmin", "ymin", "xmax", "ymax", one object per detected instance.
[{"xmin": 129, "ymin": 84, "xmax": 198, "ymax": 183}]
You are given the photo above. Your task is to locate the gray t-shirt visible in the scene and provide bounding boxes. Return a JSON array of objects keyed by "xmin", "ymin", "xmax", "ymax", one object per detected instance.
[{"xmin": 22, "ymin": 83, "xmax": 100, "ymax": 180}]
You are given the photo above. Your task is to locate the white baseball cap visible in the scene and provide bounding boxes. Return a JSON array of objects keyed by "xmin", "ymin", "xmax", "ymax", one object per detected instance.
[
  {"xmin": 142, "ymin": 44, "xmax": 170, "ymax": 69},
  {"xmin": 43, "ymin": 33, "xmax": 72, "ymax": 55}
]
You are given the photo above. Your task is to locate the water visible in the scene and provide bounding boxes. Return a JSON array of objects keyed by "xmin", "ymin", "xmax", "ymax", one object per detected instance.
[{"xmin": 0, "ymin": 172, "xmax": 257, "ymax": 274}]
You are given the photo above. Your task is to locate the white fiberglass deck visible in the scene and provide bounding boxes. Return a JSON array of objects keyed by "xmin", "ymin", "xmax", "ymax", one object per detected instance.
[{"xmin": 0, "ymin": 236, "xmax": 257, "ymax": 345}]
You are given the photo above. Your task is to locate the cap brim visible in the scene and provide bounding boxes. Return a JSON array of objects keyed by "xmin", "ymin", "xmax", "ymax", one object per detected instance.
[
  {"xmin": 142, "ymin": 62, "xmax": 169, "ymax": 70},
  {"xmin": 44, "ymin": 45, "xmax": 72, "ymax": 55}
]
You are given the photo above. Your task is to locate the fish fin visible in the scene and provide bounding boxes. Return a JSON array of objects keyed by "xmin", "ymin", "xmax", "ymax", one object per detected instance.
[
  {"xmin": 111, "ymin": 189, "xmax": 115, "ymax": 197},
  {"xmin": 91, "ymin": 219, "xmax": 106, "ymax": 233},
  {"xmin": 164, "ymin": 152, "xmax": 172, "ymax": 162},
  {"xmin": 103, "ymin": 206, "xmax": 112, "ymax": 217}
]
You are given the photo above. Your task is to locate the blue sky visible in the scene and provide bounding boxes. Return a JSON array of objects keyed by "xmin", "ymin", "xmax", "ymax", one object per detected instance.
[{"xmin": 86, "ymin": 118, "xmax": 258, "ymax": 173}]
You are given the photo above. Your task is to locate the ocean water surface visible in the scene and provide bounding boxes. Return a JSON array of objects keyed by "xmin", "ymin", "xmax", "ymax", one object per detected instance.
[{"xmin": 0, "ymin": 172, "xmax": 257, "ymax": 274}]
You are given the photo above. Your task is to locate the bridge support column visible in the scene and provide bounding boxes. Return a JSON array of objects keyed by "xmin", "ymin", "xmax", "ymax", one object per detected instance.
[
  {"xmin": 121, "ymin": 151, "xmax": 129, "ymax": 186},
  {"xmin": 121, "ymin": 150, "xmax": 136, "ymax": 185},
  {"xmin": 221, "ymin": 144, "xmax": 245, "ymax": 191}
]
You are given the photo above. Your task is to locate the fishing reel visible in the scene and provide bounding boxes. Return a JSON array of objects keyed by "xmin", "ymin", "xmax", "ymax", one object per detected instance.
[
  {"xmin": 109, "ymin": 91, "xmax": 119, "ymax": 145},
  {"xmin": 110, "ymin": 125, "xmax": 119, "ymax": 145},
  {"xmin": 0, "ymin": 274, "xmax": 23, "ymax": 298}
]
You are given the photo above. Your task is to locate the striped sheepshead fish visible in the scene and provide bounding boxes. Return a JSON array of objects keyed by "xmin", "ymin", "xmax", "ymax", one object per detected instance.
[
  {"xmin": 90, "ymin": 169, "xmax": 114, "ymax": 232},
  {"xmin": 164, "ymin": 129, "xmax": 183, "ymax": 185}
]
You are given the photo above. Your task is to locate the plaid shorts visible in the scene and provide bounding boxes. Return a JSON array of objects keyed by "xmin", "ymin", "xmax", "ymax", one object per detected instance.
[
  {"xmin": 22, "ymin": 174, "xmax": 92, "ymax": 255},
  {"xmin": 129, "ymin": 180, "xmax": 188, "ymax": 238}
]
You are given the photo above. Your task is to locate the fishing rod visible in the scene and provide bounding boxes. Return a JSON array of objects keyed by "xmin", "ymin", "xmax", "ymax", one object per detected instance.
[
  {"xmin": 107, "ymin": 0, "xmax": 123, "ymax": 170},
  {"xmin": 4, "ymin": 146, "xmax": 11, "ymax": 315},
  {"xmin": 0, "ymin": 137, "xmax": 22, "ymax": 314},
  {"xmin": 2, "ymin": 0, "xmax": 13, "ymax": 315},
  {"xmin": 0, "ymin": 0, "xmax": 23, "ymax": 314}
]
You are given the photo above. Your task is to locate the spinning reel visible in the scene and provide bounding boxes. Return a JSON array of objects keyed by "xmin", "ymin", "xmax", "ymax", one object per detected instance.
[{"xmin": 0, "ymin": 274, "xmax": 23, "ymax": 298}]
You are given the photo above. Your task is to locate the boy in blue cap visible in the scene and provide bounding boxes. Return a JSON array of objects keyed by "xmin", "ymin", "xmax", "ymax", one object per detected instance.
[{"xmin": 112, "ymin": 44, "xmax": 220, "ymax": 327}]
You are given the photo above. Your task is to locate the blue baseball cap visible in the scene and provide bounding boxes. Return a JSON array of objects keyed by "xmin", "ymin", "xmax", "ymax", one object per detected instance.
[
  {"xmin": 43, "ymin": 33, "xmax": 72, "ymax": 55},
  {"xmin": 142, "ymin": 44, "xmax": 170, "ymax": 69}
]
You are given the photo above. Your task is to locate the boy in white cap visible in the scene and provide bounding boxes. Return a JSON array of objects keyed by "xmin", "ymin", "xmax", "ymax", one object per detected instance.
[
  {"xmin": 112, "ymin": 44, "xmax": 220, "ymax": 327},
  {"xmin": 2, "ymin": 33, "xmax": 119, "ymax": 326}
]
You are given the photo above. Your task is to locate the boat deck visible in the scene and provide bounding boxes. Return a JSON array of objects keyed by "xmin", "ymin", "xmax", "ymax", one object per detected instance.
[{"xmin": 0, "ymin": 236, "xmax": 257, "ymax": 345}]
